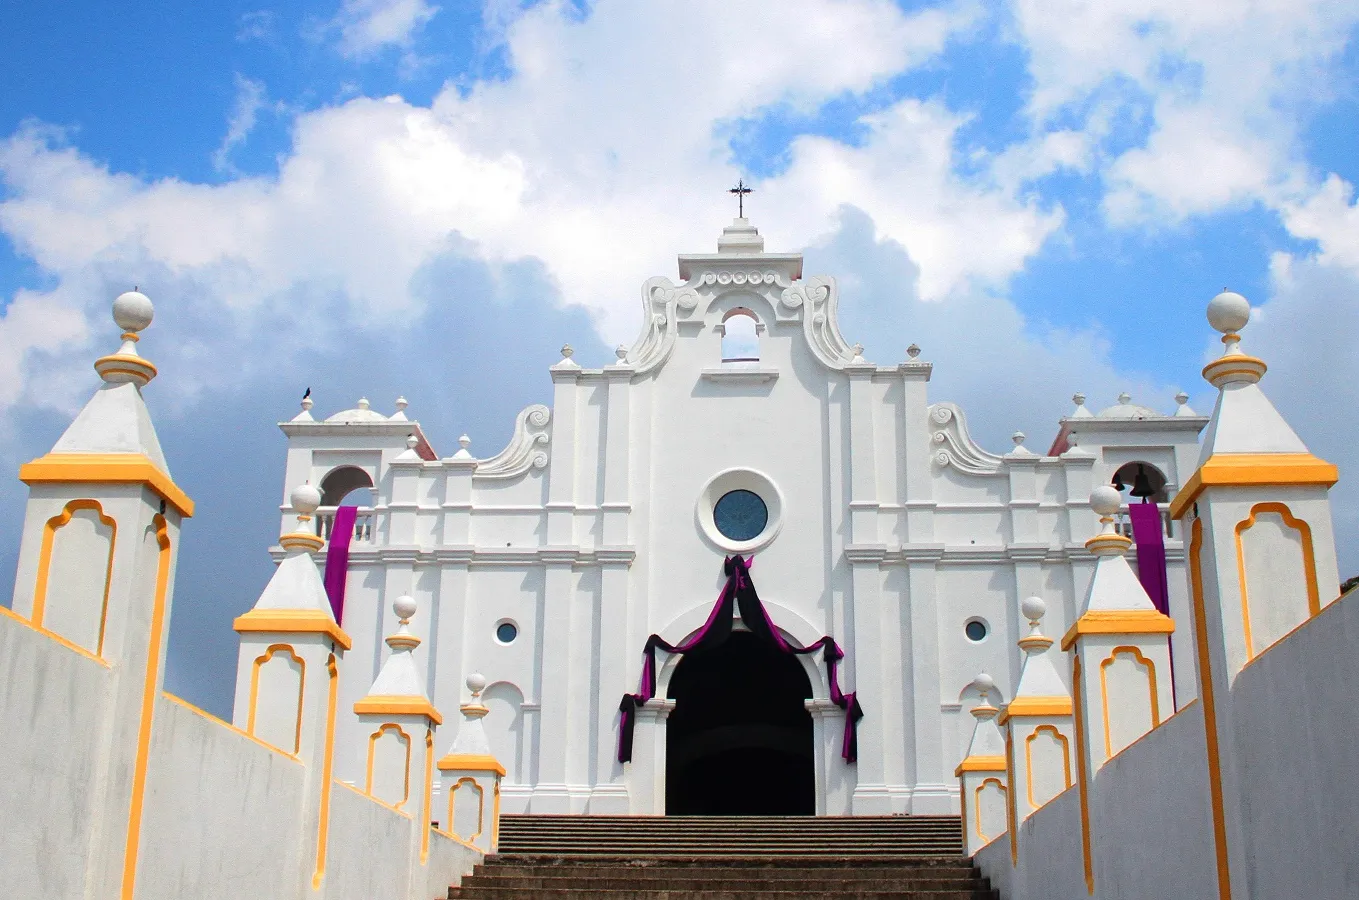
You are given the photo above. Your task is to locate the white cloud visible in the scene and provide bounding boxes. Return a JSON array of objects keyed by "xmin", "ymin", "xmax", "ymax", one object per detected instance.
[
  {"xmin": 212, "ymin": 75, "xmax": 268, "ymax": 174},
  {"xmin": 236, "ymin": 10, "xmax": 277, "ymax": 43},
  {"xmin": 331, "ymin": 0, "xmax": 439, "ymax": 58}
]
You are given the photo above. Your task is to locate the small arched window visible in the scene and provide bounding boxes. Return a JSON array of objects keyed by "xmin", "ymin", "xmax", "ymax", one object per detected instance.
[
  {"xmin": 319, "ymin": 466, "xmax": 375, "ymax": 507},
  {"xmin": 720, "ymin": 308, "xmax": 761, "ymax": 364}
]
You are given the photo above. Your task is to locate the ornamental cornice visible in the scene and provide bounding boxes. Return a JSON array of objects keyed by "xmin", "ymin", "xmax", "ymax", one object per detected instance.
[{"xmin": 272, "ymin": 545, "xmax": 637, "ymax": 567}]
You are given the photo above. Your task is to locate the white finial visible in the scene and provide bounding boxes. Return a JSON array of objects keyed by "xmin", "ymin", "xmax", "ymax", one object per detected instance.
[
  {"xmin": 466, "ymin": 672, "xmax": 487, "ymax": 700},
  {"xmin": 395, "ymin": 396, "xmax": 408, "ymax": 412},
  {"xmin": 1086, "ymin": 485, "xmax": 1132, "ymax": 555},
  {"xmin": 1174, "ymin": 391, "xmax": 1198, "ymax": 416},
  {"xmin": 1175, "ymin": 391, "xmax": 1188, "ymax": 407},
  {"xmin": 301, "ymin": 396, "xmax": 314, "ymax": 412},
  {"xmin": 279, "ymin": 483, "xmax": 326, "ymax": 553},
  {"xmin": 1021, "ymin": 595, "xmax": 1046, "ymax": 628},
  {"xmin": 615, "ymin": 344, "xmax": 628, "ymax": 362},
  {"xmin": 96, "ymin": 289, "xmax": 158, "ymax": 385},
  {"xmin": 906, "ymin": 343, "xmax": 921, "ymax": 359},
  {"xmin": 459, "ymin": 434, "xmax": 471, "ymax": 450},
  {"xmin": 851, "ymin": 343, "xmax": 865, "ymax": 363},
  {"xmin": 561, "ymin": 344, "xmax": 574, "ymax": 360},
  {"xmin": 385, "ymin": 595, "xmax": 420, "ymax": 651},
  {"xmin": 1203, "ymin": 290, "xmax": 1265, "ymax": 386},
  {"xmin": 1073, "ymin": 392, "xmax": 1085, "ymax": 407},
  {"xmin": 1071, "ymin": 392, "xmax": 1092, "ymax": 418},
  {"xmin": 1117, "ymin": 391, "xmax": 1131, "ymax": 405},
  {"xmin": 393, "ymin": 594, "xmax": 417, "ymax": 624},
  {"xmin": 357, "ymin": 397, "xmax": 370, "ymax": 411},
  {"xmin": 1012, "ymin": 431, "xmax": 1025, "ymax": 446},
  {"xmin": 1207, "ymin": 289, "xmax": 1251, "ymax": 345},
  {"xmin": 1017, "ymin": 596, "xmax": 1052, "ymax": 652},
  {"xmin": 406, "ymin": 434, "xmax": 419, "ymax": 451},
  {"xmin": 974, "ymin": 672, "xmax": 995, "ymax": 698}
]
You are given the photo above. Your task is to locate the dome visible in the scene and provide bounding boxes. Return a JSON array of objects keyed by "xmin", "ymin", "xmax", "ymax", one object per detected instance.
[
  {"xmin": 324, "ymin": 397, "xmax": 388, "ymax": 423},
  {"xmin": 1097, "ymin": 392, "xmax": 1161, "ymax": 419}
]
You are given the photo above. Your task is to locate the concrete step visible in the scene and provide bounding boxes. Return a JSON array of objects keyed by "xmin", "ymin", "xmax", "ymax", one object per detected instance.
[
  {"xmin": 449, "ymin": 890, "xmax": 998, "ymax": 899},
  {"xmin": 457, "ymin": 874, "xmax": 982, "ymax": 891},
  {"xmin": 480, "ymin": 857, "xmax": 979, "ymax": 872}
]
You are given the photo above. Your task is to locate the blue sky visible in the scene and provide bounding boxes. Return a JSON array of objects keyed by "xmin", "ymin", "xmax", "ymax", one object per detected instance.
[{"xmin": 2, "ymin": 0, "xmax": 1358, "ymax": 717}]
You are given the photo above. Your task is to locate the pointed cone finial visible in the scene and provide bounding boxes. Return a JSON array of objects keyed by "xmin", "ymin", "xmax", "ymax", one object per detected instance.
[{"xmin": 95, "ymin": 290, "xmax": 158, "ymax": 386}]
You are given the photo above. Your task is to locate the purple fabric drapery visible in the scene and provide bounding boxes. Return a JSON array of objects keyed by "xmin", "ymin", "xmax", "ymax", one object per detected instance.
[
  {"xmin": 617, "ymin": 555, "xmax": 863, "ymax": 764},
  {"xmin": 323, "ymin": 506, "xmax": 358, "ymax": 624},
  {"xmin": 1128, "ymin": 502, "xmax": 1169, "ymax": 616}
]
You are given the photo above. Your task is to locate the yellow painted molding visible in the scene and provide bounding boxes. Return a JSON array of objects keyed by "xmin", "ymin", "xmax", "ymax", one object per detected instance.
[
  {"xmin": 0, "ymin": 604, "xmax": 111, "ymax": 668},
  {"xmin": 1061, "ymin": 609, "xmax": 1176, "ymax": 650},
  {"xmin": 437, "ymin": 753, "xmax": 507, "ymax": 776},
  {"xmin": 1169, "ymin": 452, "xmax": 1338, "ymax": 520},
  {"xmin": 997, "ymin": 695, "xmax": 1073, "ymax": 725},
  {"xmin": 21, "ymin": 453, "xmax": 194, "ymax": 517},
  {"xmin": 1190, "ymin": 519, "xmax": 1234, "ymax": 900},
  {"xmin": 1234, "ymin": 501, "xmax": 1321, "ymax": 662},
  {"xmin": 233, "ymin": 608, "xmax": 352, "ymax": 650},
  {"xmin": 161, "ymin": 692, "xmax": 301, "ymax": 762},
  {"xmin": 354, "ymin": 695, "xmax": 443, "ymax": 725},
  {"xmin": 313, "ymin": 654, "xmax": 339, "ymax": 889},
  {"xmin": 955, "ymin": 755, "xmax": 1007, "ymax": 776}
]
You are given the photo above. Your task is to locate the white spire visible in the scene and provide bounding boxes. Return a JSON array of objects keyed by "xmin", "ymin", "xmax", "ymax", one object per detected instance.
[
  {"xmin": 717, "ymin": 217, "xmax": 765, "ymax": 254},
  {"xmin": 48, "ymin": 289, "xmax": 170, "ymax": 472},
  {"xmin": 1079, "ymin": 486, "xmax": 1158, "ymax": 615},
  {"xmin": 248, "ymin": 483, "xmax": 332, "ymax": 615},
  {"xmin": 363, "ymin": 596, "xmax": 430, "ymax": 701},
  {"xmin": 1070, "ymin": 392, "xmax": 1093, "ymax": 418},
  {"xmin": 445, "ymin": 673, "xmax": 494, "ymax": 759},
  {"xmin": 1011, "ymin": 596, "xmax": 1070, "ymax": 700},
  {"xmin": 963, "ymin": 673, "xmax": 1005, "ymax": 760}
]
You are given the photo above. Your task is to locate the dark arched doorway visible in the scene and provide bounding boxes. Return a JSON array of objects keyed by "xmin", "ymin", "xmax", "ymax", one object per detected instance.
[{"xmin": 665, "ymin": 630, "xmax": 815, "ymax": 815}]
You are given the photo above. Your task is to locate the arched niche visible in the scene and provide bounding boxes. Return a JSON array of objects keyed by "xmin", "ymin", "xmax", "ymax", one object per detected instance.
[{"xmin": 319, "ymin": 465, "xmax": 375, "ymax": 507}]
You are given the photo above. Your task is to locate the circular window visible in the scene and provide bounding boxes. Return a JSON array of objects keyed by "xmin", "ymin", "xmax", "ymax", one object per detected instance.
[
  {"xmin": 965, "ymin": 618, "xmax": 989, "ymax": 643},
  {"xmin": 694, "ymin": 468, "xmax": 785, "ymax": 553},
  {"xmin": 495, "ymin": 621, "xmax": 518, "ymax": 644},
  {"xmin": 713, "ymin": 489, "xmax": 768, "ymax": 541}
]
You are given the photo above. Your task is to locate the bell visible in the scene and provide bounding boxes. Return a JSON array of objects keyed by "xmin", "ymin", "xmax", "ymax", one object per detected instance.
[
  {"xmin": 1129, "ymin": 464, "xmax": 1155, "ymax": 499},
  {"xmin": 1112, "ymin": 473, "xmax": 1125, "ymax": 492}
]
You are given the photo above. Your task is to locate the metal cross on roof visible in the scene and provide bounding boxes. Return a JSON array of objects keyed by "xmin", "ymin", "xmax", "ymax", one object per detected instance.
[{"xmin": 729, "ymin": 178, "xmax": 753, "ymax": 217}]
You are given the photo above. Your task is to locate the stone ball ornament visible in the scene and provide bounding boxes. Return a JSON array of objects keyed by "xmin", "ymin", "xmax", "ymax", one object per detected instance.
[
  {"xmin": 1207, "ymin": 289, "xmax": 1251, "ymax": 335},
  {"xmin": 974, "ymin": 672, "xmax": 996, "ymax": 693},
  {"xmin": 290, "ymin": 483, "xmax": 321, "ymax": 517},
  {"xmin": 113, "ymin": 290, "xmax": 155, "ymax": 333},
  {"xmin": 1021, "ymin": 595, "xmax": 1046, "ymax": 623},
  {"xmin": 1090, "ymin": 484, "xmax": 1123, "ymax": 517},
  {"xmin": 393, "ymin": 594, "xmax": 418, "ymax": 623},
  {"xmin": 466, "ymin": 672, "xmax": 488, "ymax": 695}
]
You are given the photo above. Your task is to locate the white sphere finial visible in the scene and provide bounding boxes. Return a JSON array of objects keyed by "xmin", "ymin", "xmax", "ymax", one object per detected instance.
[
  {"xmin": 395, "ymin": 396, "xmax": 408, "ymax": 412},
  {"xmin": 1090, "ymin": 484, "xmax": 1122, "ymax": 517},
  {"xmin": 393, "ymin": 595, "xmax": 417, "ymax": 623},
  {"xmin": 1021, "ymin": 595, "xmax": 1046, "ymax": 624},
  {"xmin": 406, "ymin": 434, "xmax": 419, "ymax": 450},
  {"xmin": 290, "ymin": 483, "xmax": 321, "ymax": 517},
  {"xmin": 1207, "ymin": 290, "xmax": 1251, "ymax": 335},
  {"xmin": 1011, "ymin": 431, "xmax": 1025, "ymax": 446},
  {"xmin": 357, "ymin": 397, "xmax": 370, "ymax": 411},
  {"xmin": 974, "ymin": 672, "xmax": 996, "ymax": 694},
  {"xmin": 466, "ymin": 672, "xmax": 487, "ymax": 696},
  {"xmin": 615, "ymin": 344, "xmax": 628, "ymax": 361},
  {"xmin": 458, "ymin": 434, "xmax": 471, "ymax": 449},
  {"xmin": 1175, "ymin": 391, "xmax": 1189, "ymax": 407},
  {"xmin": 113, "ymin": 289, "xmax": 154, "ymax": 333},
  {"xmin": 561, "ymin": 344, "xmax": 574, "ymax": 359}
]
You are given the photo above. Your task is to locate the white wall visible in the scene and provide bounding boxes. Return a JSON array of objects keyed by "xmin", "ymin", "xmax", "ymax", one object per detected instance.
[
  {"xmin": 326, "ymin": 782, "xmax": 416, "ymax": 900},
  {"xmin": 0, "ymin": 616, "xmax": 111, "ymax": 900},
  {"xmin": 137, "ymin": 696, "xmax": 306, "ymax": 900}
]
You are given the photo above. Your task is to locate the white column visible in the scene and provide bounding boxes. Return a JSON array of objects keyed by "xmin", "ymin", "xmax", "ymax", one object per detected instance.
[{"xmin": 627, "ymin": 699, "xmax": 675, "ymax": 814}]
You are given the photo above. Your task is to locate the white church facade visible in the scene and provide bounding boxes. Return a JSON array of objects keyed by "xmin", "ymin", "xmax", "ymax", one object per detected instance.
[{"xmin": 274, "ymin": 217, "xmax": 1210, "ymax": 817}]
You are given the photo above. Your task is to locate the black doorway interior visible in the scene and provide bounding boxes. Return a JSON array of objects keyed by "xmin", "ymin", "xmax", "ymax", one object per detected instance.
[{"xmin": 665, "ymin": 630, "xmax": 815, "ymax": 815}]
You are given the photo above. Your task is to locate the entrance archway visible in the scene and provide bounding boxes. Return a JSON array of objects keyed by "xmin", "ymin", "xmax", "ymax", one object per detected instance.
[{"xmin": 664, "ymin": 630, "xmax": 815, "ymax": 815}]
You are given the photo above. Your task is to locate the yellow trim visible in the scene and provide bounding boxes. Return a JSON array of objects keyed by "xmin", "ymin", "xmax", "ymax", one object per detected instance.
[
  {"xmin": 954, "ymin": 754, "xmax": 1007, "ymax": 776},
  {"xmin": 421, "ymin": 728, "xmax": 434, "ymax": 864},
  {"xmin": 1190, "ymin": 519, "xmax": 1233, "ymax": 900},
  {"xmin": 1005, "ymin": 729, "xmax": 1018, "ymax": 864},
  {"xmin": 975, "ymin": 777, "xmax": 1006, "ymax": 843},
  {"xmin": 1202, "ymin": 354, "xmax": 1266, "ymax": 384},
  {"xmin": 1234, "ymin": 502, "xmax": 1321, "ymax": 661},
  {"xmin": 247, "ymin": 644, "xmax": 305, "ymax": 755},
  {"xmin": 21, "ymin": 453, "xmax": 194, "ymax": 517},
  {"xmin": 437, "ymin": 753, "xmax": 507, "ymax": 776},
  {"xmin": 1061, "ymin": 609, "xmax": 1174, "ymax": 650},
  {"xmin": 312, "ymin": 654, "xmax": 339, "ymax": 890},
  {"xmin": 1098, "ymin": 647, "xmax": 1161, "ymax": 760},
  {"xmin": 492, "ymin": 776, "xmax": 501, "ymax": 851},
  {"xmin": 1023, "ymin": 725, "xmax": 1072, "ymax": 810},
  {"xmin": 430, "ymin": 825, "xmax": 485, "ymax": 852},
  {"xmin": 32, "ymin": 499, "xmax": 117, "ymax": 655},
  {"xmin": 365, "ymin": 723, "xmax": 412, "ymax": 810},
  {"xmin": 997, "ymin": 695, "xmax": 1072, "ymax": 725},
  {"xmin": 0, "ymin": 603, "xmax": 111, "ymax": 667},
  {"xmin": 160, "ymin": 691, "xmax": 301, "ymax": 761},
  {"xmin": 354, "ymin": 695, "xmax": 443, "ymax": 726},
  {"xmin": 120, "ymin": 515, "xmax": 171, "ymax": 900},
  {"xmin": 333, "ymin": 779, "xmax": 413, "ymax": 819},
  {"xmin": 1169, "ymin": 452, "xmax": 1337, "ymax": 520},
  {"xmin": 449, "ymin": 777, "xmax": 486, "ymax": 843},
  {"xmin": 1072, "ymin": 654, "xmax": 1094, "ymax": 894},
  {"xmin": 233, "ymin": 608, "xmax": 353, "ymax": 651}
]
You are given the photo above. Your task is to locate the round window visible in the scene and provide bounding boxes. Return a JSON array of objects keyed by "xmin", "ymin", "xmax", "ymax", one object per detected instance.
[
  {"xmin": 495, "ymin": 621, "xmax": 518, "ymax": 644},
  {"xmin": 713, "ymin": 489, "xmax": 768, "ymax": 542},
  {"xmin": 965, "ymin": 618, "xmax": 988, "ymax": 643}
]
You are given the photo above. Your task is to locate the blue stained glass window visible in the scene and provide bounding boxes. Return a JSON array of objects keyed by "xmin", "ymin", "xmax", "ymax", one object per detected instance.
[
  {"xmin": 965, "ymin": 619, "xmax": 988, "ymax": 642},
  {"xmin": 496, "ymin": 622, "xmax": 518, "ymax": 644},
  {"xmin": 713, "ymin": 489, "xmax": 768, "ymax": 542}
]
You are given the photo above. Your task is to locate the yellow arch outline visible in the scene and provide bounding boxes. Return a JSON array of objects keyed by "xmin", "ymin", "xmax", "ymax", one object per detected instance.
[
  {"xmin": 32, "ymin": 499, "xmax": 117, "ymax": 655},
  {"xmin": 1234, "ymin": 501, "xmax": 1320, "ymax": 660}
]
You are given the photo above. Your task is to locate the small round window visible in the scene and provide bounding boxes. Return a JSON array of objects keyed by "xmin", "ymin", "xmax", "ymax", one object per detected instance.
[
  {"xmin": 965, "ymin": 618, "xmax": 988, "ymax": 643},
  {"xmin": 495, "ymin": 621, "xmax": 518, "ymax": 644},
  {"xmin": 713, "ymin": 489, "xmax": 768, "ymax": 542}
]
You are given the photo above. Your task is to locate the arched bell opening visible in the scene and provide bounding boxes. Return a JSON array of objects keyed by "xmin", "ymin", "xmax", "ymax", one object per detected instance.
[
  {"xmin": 1111, "ymin": 461, "xmax": 1168, "ymax": 504},
  {"xmin": 664, "ymin": 631, "xmax": 815, "ymax": 816},
  {"xmin": 319, "ymin": 465, "xmax": 375, "ymax": 507}
]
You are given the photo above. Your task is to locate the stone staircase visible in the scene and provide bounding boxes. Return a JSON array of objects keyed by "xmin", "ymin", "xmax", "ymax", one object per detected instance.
[{"xmin": 447, "ymin": 815, "xmax": 997, "ymax": 899}]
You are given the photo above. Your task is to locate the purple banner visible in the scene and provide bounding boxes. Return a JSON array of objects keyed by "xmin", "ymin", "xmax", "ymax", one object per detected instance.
[
  {"xmin": 617, "ymin": 555, "xmax": 863, "ymax": 764},
  {"xmin": 323, "ymin": 506, "xmax": 357, "ymax": 624},
  {"xmin": 1128, "ymin": 502, "xmax": 1170, "ymax": 616}
]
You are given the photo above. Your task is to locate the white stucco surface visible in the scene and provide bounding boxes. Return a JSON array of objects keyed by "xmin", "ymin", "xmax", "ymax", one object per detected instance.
[
  {"xmin": 0, "ymin": 616, "xmax": 111, "ymax": 899},
  {"xmin": 325, "ymin": 782, "xmax": 416, "ymax": 900},
  {"xmin": 136, "ymin": 695, "xmax": 306, "ymax": 900}
]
